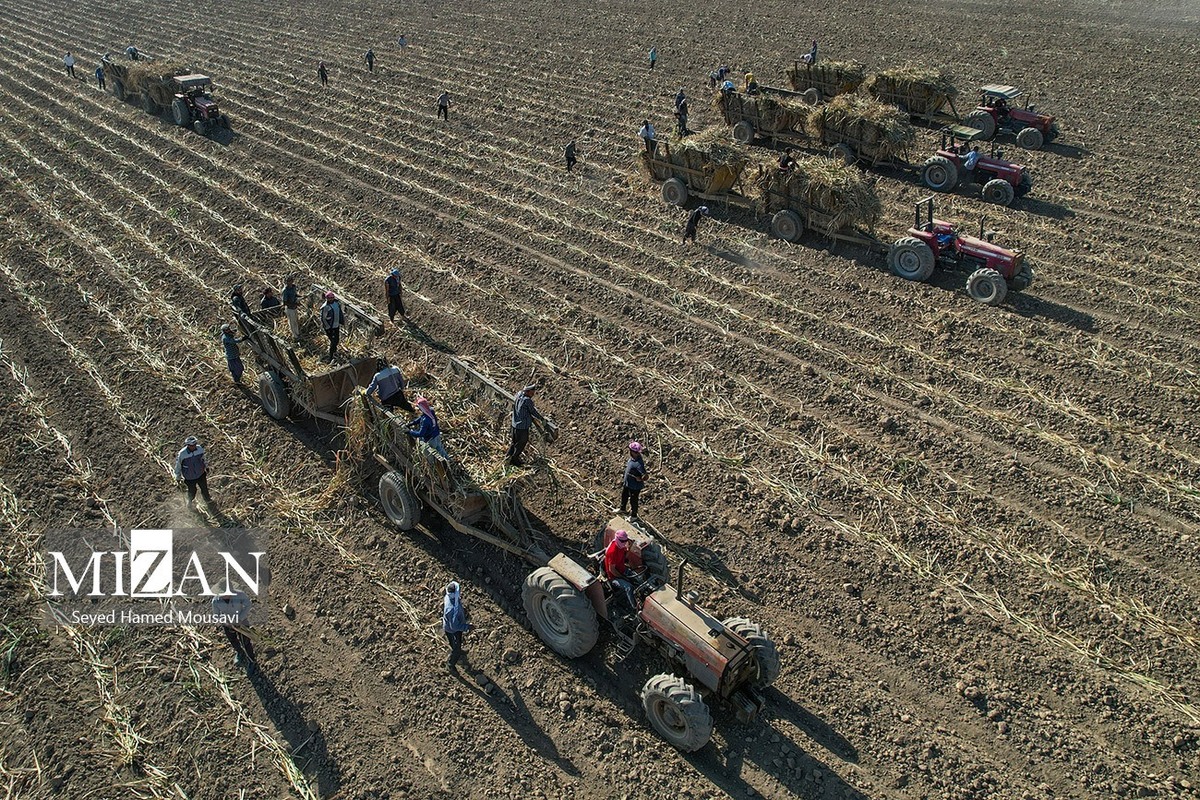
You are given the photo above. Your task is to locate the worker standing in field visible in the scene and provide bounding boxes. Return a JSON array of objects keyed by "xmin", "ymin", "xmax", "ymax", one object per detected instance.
[
  {"xmin": 506, "ymin": 384, "xmax": 545, "ymax": 466},
  {"xmin": 367, "ymin": 358, "xmax": 414, "ymax": 412},
  {"xmin": 281, "ymin": 276, "xmax": 301, "ymax": 340},
  {"xmin": 675, "ymin": 97, "xmax": 690, "ymax": 137},
  {"xmin": 384, "ymin": 268, "xmax": 405, "ymax": 322},
  {"xmin": 319, "ymin": 291, "xmax": 343, "ymax": 362},
  {"xmin": 619, "ymin": 441, "xmax": 648, "ymax": 520},
  {"xmin": 95, "ymin": 64, "xmax": 105, "ymax": 90},
  {"xmin": 436, "ymin": 90, "xmax": 452, "ymax": 120},
  {"xmin": 638, "ymin": 120, "xmax": 656, "ymax": 155},
  {"xmin": 318, "ymin": 61, "xmax": 329, "ymax": 87},
  {"xmin": 365, "ymin": 48, "xmax": 375, "ymax": 73},
  {"xmin": 397, "ymin": 33, "xmax": 408, "ymax": 49},
  {"xmin": 683, "ymin": 205, "xmax": 710, "ymax": 244},
  {"xmin": 220, "ymin": 323, "xmax": 246, "ymax": 383},
  {"xmin": 564, "ymin": 139, "xmax": 578, "ymax": 173},
  {"xmin": 442, "ymin": 581, "xmax": 472, "ymax": 673},
  {"xmin": 63, "ymin": 52, "xmax": 76, "ymax": 79},
  {"xmin": 213, "ymin": 581, "xmax": 256, "ymax": 671},
  {"xmin": 648, "ymin": 46, "xmax": 657, "ymax": 70},
  {"xmin": 174, "ymin": 436, "xmax": 213, "ymax": 508},
  {"xmin": 230, "ymin": 285, "xmax": 251, "ymax": 316}
]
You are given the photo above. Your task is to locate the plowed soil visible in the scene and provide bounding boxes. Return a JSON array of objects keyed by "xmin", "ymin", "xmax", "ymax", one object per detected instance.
[{"xmin": 1, "ymin": 0, "xmax": 1198, "ymax": 798}]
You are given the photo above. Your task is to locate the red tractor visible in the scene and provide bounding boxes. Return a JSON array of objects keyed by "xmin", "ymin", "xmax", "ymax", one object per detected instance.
[
  {"xmin": 522, "ymin": 517, "xmax": 780, "ymax": 752},
  {"xmin": 887, "ymin": 197, "xmax": 1034, "ymax": 305},
  {"xmin": 962, "ymin": 85, "xmax": 1058, "ymax": 150},
  {"xmin": 168, "ymin": 74, "xmax": 230, "ymax": 136},
  {"xmin": 921, "ymin": 126, "xmax": 1033, "ymax": 206}
]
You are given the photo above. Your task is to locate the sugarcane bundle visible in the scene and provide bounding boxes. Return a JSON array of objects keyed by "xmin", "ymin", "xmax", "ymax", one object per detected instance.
[
  {"xmin": 862, "ymin": 66, "xmax": 957, "ymax": 115},
  {"xmin": 712, "ymin": 89, "xmax": 808, "ymax": 134},
  {"xmin": 786, "ymin": 60, "xmax": 865, "ymax": 97},
  {"xmin": 809, "ymin": 93, "xmax": 915, "ymax": 162},
  {"xmin": 754, "ymin": 155, "xmax": 881, "ymax": 234}
]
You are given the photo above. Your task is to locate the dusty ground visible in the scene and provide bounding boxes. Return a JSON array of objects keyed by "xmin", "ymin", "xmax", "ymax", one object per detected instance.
[{"xmin": 1, "ymin": 0, "xmax": 1198, "ymax": 797}]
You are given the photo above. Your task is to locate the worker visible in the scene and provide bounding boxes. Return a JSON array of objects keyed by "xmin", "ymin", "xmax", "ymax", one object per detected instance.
[
  {"xmin": 281, "ymin": 276, "xmax": 301, "ymax": 340},
  {"xmin": 319, "ymin": 291, "xmax": 343, "ymax": 362},
  {"xmin": 717, "ymin": 65, "xmax": 730, "ymax": 82},
  {"xmin": 675, "ymin": 98, "xmax": 690, "ymax": 137},
  {"xmin": 174, "ymin": 436, "xmax": 212, "ymax": 508},
  {"xmin": 125, "ymin": 45, "xmax": 139, "ymax": 60},
  {"xmin": 720, "ymin": 79, "xmax": 736, "ymax": 95},
  {"xmin": 407, "ymin": 396, "xmax": 449, "ymax": 460},
  {"xmin": 260, "ymin": 287, "xmax": 282, "ymax": 316},
  {"xmin": 682, "ymin": 205, "xmax": 710, "ymax": 244},
  {"xmin": 708, "ymin": 70, "xmax": 719, "ymax": 89},
  {"xmin": 564, "ymin": 139, "xmax": 578, "ymax": 173},
  {"xmin": 778, "ymin": 148, "xmax": 797, "ymax": 173},
  {"xmin": 213, "ymin": 580, "xmax": 256, "ymax": 670},
  {"xmin": 63, "ymin": 52, "xmax": 76, "ymax": 79},
  {"xmin": 648, "ymin": 46, "xmax": 657, "ymax": 70},
  {"xmin": 365, "ymin": 48, "xmax": 375, "ymax": 73},
  {"xmin": 638, "ymin": 120, "xmax": 656, "ymax": 156},
  {"xmin": 220, "ymin": 323, "xmax": 246, "ymax": 383},
  {"xmin": 963, "ymin": 145, "xmax": 981, "ymax": 184},
  {"xmin": 744, "ymin": 72, "xmax": 759, "ymax": 95},
  {"xmin": 801, "ymin": 39, "xmax": 818, "ymax": 65},
  {"xmin": 674, "ymin": 87, "xmax": 686, "ymax": 110},
  {"xmin": 95, "ymin": 64, "xmax": 105, "ymax": 90},
  {"xmin": 397, "ymin": 33, "xmax": 408, "ymax": 49},
  {"xmin": 384, "ymin": 268, "xmax": 405, "ymax": 322},
  {"xmin": 366, "ymin": 358, "xmax": 414, "ymax": 412},
  {"xmin": 603, "ymin": 529, "xmax": 638, "ymax": 611},
  {"xmin": 230, "ymin": 285, "xmax": 251, "ymax": 316},
  {"xmin": 506, "ymin": 384, "xmax": 545, "ymax": 466},
  {"xmin": 619, "ymin": 441, "xmax": 648, "ymax": 520},
  {"xmin": 318, "ymin": 61, "xmax": 328, "ymax": 87},
  {"xmin": 436, "ymin": 90, "xmax": 452, "ymax": 120},
  {"xmin": 442, "ymin": 581, "xmax": 472, "ymax": 673}
]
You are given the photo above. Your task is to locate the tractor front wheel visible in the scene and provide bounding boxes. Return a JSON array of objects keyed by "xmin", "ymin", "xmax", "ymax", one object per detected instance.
[
  {"xmin": 967, "ymin": 267, "xmax": 1009, "ymax": 305},
  {"xmin": 724, "ymin": 617, "xmax": 781, "ymax": 689},
  {"xmin": 801, "ymin": 88, "xmax": 821, "ymax": 106},
  {"xmin": 962, "ymin": 109, "xmax": 997, "ymax": 140},
  {"xmin": 172, "ymin": 98, "xmax": 190, "ymax": 127},
  {"xmin": 1016, "ymin": 126, "xmax": 1044, "ymax": 150},
  {"xmin": 193, "ymin": 120, "xmax": 208, "ymax": 136},
  {"xmin": 641, "ymin": 674, "xmax": 713, "ymax": 752},
  {"xmin": 661, "ymin": 177, "xmax": 689, "ymax": 207},
  {"xmin": 1010, "ymin": 263, "xmax": 1035, "ymax": 292},
  {"xmin": 887, "ymin": 237, "xmax": 935, "ymax": 282},
  {"xmin": 981, "ymin": 178, "xmax": 1016, "ymax": 206},
  {"xmin": 770, "ymin": 210, "xmax": 804, "ymax": 243},
  {"xmin": 921, "ymin": 156, "xmax": 958, "ymax": 192},
  {"xmin": 379, "ymin": 471, "xmax": 421, "ymax": 529},
  {"xmin": 522, "ymin": 567, "xmax": 598, "ymax": 658},
  {"xmin": 257, "ymin": 371, "xmax": 291, "ymax": 419},
  {"xmin": 220, "ymin": 114, "xmax": 231, "ymax": 129},
  {"xmin": 731, "ymin": 121, "xmax": 755, "ymax": 145}
]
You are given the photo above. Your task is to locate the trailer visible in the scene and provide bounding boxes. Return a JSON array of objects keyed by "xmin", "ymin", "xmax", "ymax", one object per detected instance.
[
  {"xmin": 234, "ymin": 286, "xmax": 383, "ymax": 423},
  {"xmin": 862, "ymin": 66, "xmax": 960, "ymax": 126},
  {"xmin": 643, "ymin": 138, "xmax": 755, "ymax": 209},
  {"xmin": 786, "ymin": 59, "xmax": 866, "ymax": 106},
  {"xmin": 714, "ymin": 86, "xmax": 812, "ymax": 148}
]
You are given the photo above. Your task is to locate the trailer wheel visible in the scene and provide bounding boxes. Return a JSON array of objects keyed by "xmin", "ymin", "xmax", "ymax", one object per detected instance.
[
  {"xmin": 769, "ymin": 210, "xmax": 804, "ymax": 243},
  {"xmin": 967, "ymin": 267, "xmax": 1008, "ymax": 305},
  {"xmin": 142, "ymin": 93, "xmax": 159, "ymax": 115},
  {"xmin": 921, "ymin": 156, "xmax": 958, "ymax": 192},
  {"xmin": 1009, "ymin": 263, "xmax": 1035, "ymax": 292},
  {"xmin": 801, "ymin": 88, "xmax": 821, "ymax": 106},
  {"xmin": 723, "ymin": 617, "xmax": 782, "ymax": 689},
  {"xmin": 828, "ymin": 143, "xmax": 855, "ymax": 165},
  {"xmin": 982, "ymin": 178, "xmax": 1015, "ymax": 206},
  {"xmin": 962, "ymin": 109, "xmax": 996, "ymax": 140},
  {"xmin": 641, "ymin": 674, "xmax": 713, "ymax": 752},
  {"xmin": 731, "ymin": 121, "xmax": 755, "ymax": 145},
  {"xmin": 257, "ymin": 371, "xmax": 291, "ymax": 419},
  {"xmin": 522, "ymin": 567, "xmax": 598, "ymax": 658},
  {"xmin": 379, "ymin": 471, "xmax": 421, "ymax": 529},
  {"xmin": 1015, "ymin": 126, "xmax": 1044, "ymax": 150},
  {"xmin": 887, "ymin": 237, "xmax": 935, "ymax": 282},
  {"xmin": 661, "ymin": 178, "xmax": 689, "ymax": 207},
  {"xmin": 172, "ymin": 98, "xmax": 189, "ymax": 126},
  {"xmin": 112, "ymin": 79, "xmax": 125, "ymax": 100}
]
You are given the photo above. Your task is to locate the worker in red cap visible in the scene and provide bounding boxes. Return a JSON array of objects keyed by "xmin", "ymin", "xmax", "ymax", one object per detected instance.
[
  {"xmin": 603, "ymin": 529, "xmax": 637, "ymax": 612},
  {"xmin": 319, "ymin": 290, "xmax": 343, "ymax": 362},
  {"xmin": 619, "ymin": 441, "xmax": 648, "ymax": 520}
]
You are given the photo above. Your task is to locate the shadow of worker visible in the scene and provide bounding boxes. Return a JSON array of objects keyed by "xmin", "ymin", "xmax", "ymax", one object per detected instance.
[{"xmin": 247, "ymin": 665, "xmax": 342, "ymax": 796}]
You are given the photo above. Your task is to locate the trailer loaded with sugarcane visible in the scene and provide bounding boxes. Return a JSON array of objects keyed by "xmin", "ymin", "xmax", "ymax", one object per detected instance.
[{"xmin": 786, "ymin": 59, "xmax": 866, "ymax": 106}]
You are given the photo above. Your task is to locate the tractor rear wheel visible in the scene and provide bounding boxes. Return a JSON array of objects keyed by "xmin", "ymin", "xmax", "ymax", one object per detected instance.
[
  {"xmin": 661, "ymin": 178, "xmax": 689, "ymax": 207},
  {"xmin": 172, "ymin": 98, "xmax": 189, "ymax": 127},
  {"xmin": 731, "ymin": 121, "xmax": 755, "ymax": 145},
  {"xmin": 770, "ymin": 210, "xmax": 804, "ymax": 243},
  {"xmin": 522, "ymin": 567, "xmax": 598, "ymax": 658},
  {"xmin": 112, "ymin": 79, "xmax": 125, "ymax": 100},
  {"xmin": 966, "ymin": 267, "xmax": 1008, "ymax": 305},
  {"xmin": 641, "ymin": 674, "xmax": 713, "ymax": 752},
  {"xmin": 921, "ymin": 156, "xmax": 958, "ymax": 192},
  {"xmin": 724, "ymin": 617, "xmax": 782, "ymax": 689},
  {"xmin": 142, "ymin": 93, "xmax": 159, "ymax": 115},
  {"xmin": 962, "ymin": 109, "xmax": 996, "ymax": 140},
  {"xmin": 640, "ymin": 541, "xmax": 670, "ymax": 583},
  {"xmin": 887, "ymin": 237, "xmax": 935, "ymax": 282},
  {"xmin": 829, "ymin": 143, "xmax": 855, "ymax": 165},
  {"xmin": 1010, "ymin": 263, "xmax": 1035, "ymax": 292},
  {"xmin": 379, "ymin": 471, "xmax": 420, "ymax": 529},
  {"xmin": 801, "ymin": 88, "xmax": 821, "ymax": 106},
  {"xmin": 257, "ymin": 371, "xmax": 290, "ymax": 419},
  {"xmin": 981, "ymin": 178, "xmax": 1016, "ymax": 206},
  {"xmin": 1016, "ymin": 126, "xmax": 1044, "ymax": 150}
]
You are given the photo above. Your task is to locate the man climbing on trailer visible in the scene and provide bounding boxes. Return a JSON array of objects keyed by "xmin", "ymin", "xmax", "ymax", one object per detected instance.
[
  {"xmin": 220, "ymin": 323, "xmax": 247, "ymax": 383},
  {"xmin": 282, "ymin": 276, "xmax": 301, "ymax": 340},
  {"xmin": 320, "ymin": 291, "xmax": 343, "ymax": 362},
  {"xmin": 778, "ymin": 148, "xmax": 797, "ymax": 174},
  {"xmin": 408, "ymin": 396, "xmax": 450, "ymax": 460},
  {"xmin": 367, "ymin": 358, "xmax": 415, "ymax": 413},
  {"xmin": 506, "ymin": 384, "xmax": 545, "ymax": 466},
  {"xmin": 603, "ymin": 529, "xmax": 638, "ymax": 612}
]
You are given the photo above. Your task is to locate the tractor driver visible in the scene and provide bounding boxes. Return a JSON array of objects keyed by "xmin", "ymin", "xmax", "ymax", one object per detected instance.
[{"xmin": 604, "ymin": 529, "xmax": 639, "ymax": 612}]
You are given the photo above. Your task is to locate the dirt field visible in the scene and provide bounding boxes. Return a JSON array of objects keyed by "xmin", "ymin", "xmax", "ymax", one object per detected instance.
[{"xmin": 1, "ymin": 0, "xmax": 1198, "ymax": 797}]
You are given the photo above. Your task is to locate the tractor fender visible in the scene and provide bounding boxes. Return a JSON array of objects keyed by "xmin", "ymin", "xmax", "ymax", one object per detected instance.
[{"xmin": 547, "ymin": 553, "xmax": 607, "ymax": 618}]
